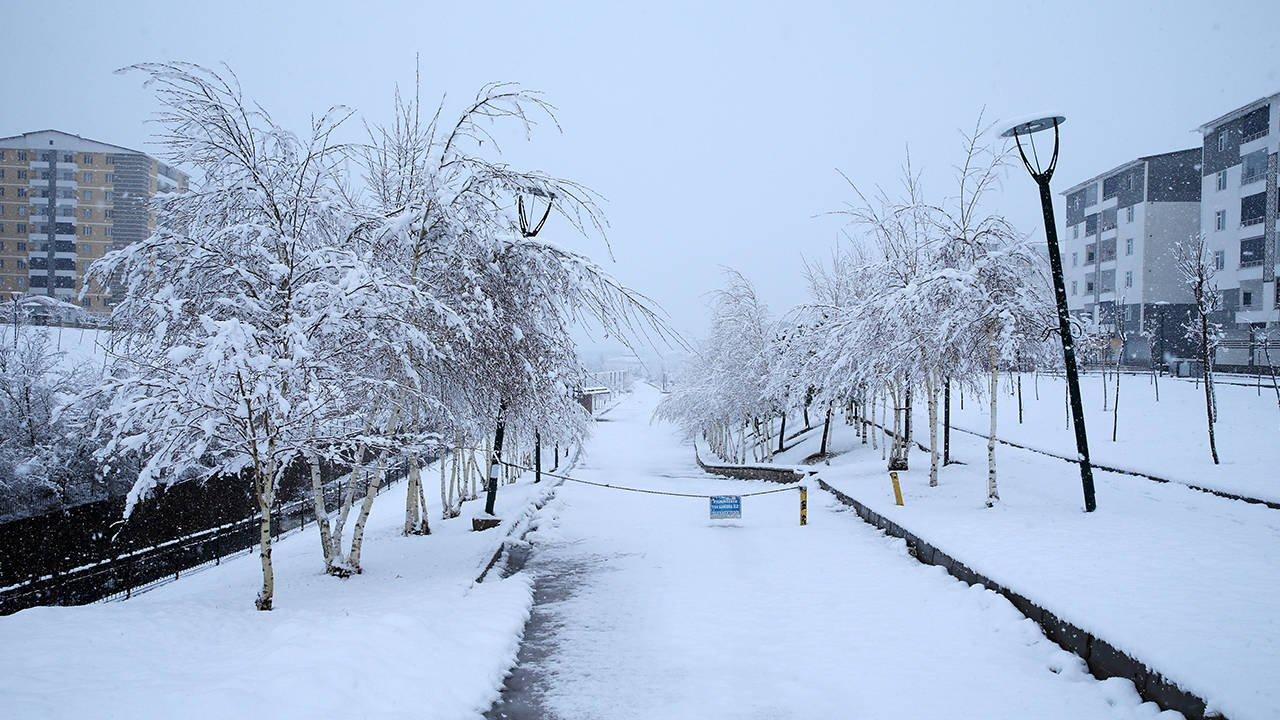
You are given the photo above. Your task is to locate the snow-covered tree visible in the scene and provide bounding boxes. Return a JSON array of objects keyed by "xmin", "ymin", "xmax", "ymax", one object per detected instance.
[
  {"xmin": 90, "ymin": 63, "xmax": 442, "ymax": 608},
  {"xmin": 1174, "ymin": 233, "xmax": 1223, "ymax": 465}
]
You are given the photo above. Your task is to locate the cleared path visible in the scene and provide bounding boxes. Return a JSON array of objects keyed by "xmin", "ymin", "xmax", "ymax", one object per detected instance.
[{"xmin": 488, "ymin": 386, "xmax": 1172, "ymax": 719}]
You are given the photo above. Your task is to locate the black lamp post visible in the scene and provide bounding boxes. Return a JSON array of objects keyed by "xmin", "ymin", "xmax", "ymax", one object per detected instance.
[
  {"xmin": 1002, "ymin": 115, "xmax": 1097, "ymax": 512},
  {"xmin": 480, "ymin": 187, "xmax": 558, "ymax": 525}
]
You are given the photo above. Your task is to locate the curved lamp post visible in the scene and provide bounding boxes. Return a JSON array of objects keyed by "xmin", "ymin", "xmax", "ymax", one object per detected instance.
[
  {"xmin": 1002, "ymin": 115, "xmax": 1097, "ymax": 512},
  {"xmin": 479, "ymin": 186, "xmax": 559, "ymax": 526}
]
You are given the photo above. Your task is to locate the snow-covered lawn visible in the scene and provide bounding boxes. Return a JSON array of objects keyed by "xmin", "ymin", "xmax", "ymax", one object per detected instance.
[
  {"xmin": 490, "ymin": 386, "xmax": 1176, "ymax": 719},
  {"xmin": 942, "ymin": 371, "xmax": 1280, "ymax": 503},
  {"xmin": 0, "ymin": 464, "xmax": 557, "ymax": 720},
  {"xmin": 776, "ymin": 405, "xmax": 1280, "ymax": 720},
  {"xmin": 0, "ymin": 324, "xmax": 111, "ymax": 373}
]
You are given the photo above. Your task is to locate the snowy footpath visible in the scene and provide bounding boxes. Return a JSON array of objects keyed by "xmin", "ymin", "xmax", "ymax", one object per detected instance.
[{"xmin": 486, "ymin": 386, "xmax": 1174, "ymax": 719}]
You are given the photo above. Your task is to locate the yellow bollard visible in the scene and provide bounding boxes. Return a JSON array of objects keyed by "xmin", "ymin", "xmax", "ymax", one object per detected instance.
[
  {"xmin": 799, "ymin": 486, "xmax": 808, "ymax": 526},
  {"xmin": 890, "ymin": 471, "xmax": 905, "ymax": 506}
]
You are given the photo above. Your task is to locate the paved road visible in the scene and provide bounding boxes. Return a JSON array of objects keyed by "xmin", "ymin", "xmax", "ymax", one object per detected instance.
[{"xmin": 487, "ymin": 386, "xmax": 1167, "ymax": 719}]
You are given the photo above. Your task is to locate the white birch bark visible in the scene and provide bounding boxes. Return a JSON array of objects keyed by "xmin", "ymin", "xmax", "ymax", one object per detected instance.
[
  {"xmin": 927, "ymin": 377, "xmax": 939, "ymax": 487},
  {"xmin": 347, "ymin": 453, "xmax": 387, "ymax": 573},
  {"xmin": 308, "ymin": 453, "xmax": 335, "ymax": 571}
]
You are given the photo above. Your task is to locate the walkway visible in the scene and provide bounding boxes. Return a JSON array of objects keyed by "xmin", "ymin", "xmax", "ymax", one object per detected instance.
[{"xmin": 487, "ymin": 386, "xmax": 1169, "ymax": 719}]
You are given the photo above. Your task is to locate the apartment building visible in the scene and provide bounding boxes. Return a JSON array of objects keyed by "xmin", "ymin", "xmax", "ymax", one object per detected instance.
[
  {"xmin": 1197, "ymin": 92, "xmax": 1279, "ymax": 367},
  {"xmin": 1060, "ymin": 149, "xmax": 1201, "ymax": 364},
  {"xmin": 0, "ymin": 129, "xmax": 187, "ymax": 313}
]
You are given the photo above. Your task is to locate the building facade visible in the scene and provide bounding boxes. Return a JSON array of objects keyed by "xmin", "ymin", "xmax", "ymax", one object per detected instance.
[
  {"xmin": 0, "ymin": 130, "xmax": 187, "ymax": 313},
  {"xmin": 1060, "ymin": 149, "xmax": 1202, "ymax": 364},
  {"xmin": 1197, "ymin": 92, "xmax": 1279, "ymax": 367}
]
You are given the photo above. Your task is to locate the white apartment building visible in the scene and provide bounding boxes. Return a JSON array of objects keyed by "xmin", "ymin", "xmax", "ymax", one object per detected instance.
[
  {"xmin": 1060, "ymin": 149, "xmax": 1201, "ymax": 364},
  {"xmin": 1197, "ymin": 92, "xmax": 1279, "ymax": 368}
]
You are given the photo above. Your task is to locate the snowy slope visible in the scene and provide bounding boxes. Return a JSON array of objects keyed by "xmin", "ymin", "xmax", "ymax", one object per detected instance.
[
  {"xmin": 939, "ymin": 372, "xmax": 1280, "ymax": 503},
  {"xmin": 0, "ymin": 466, "xmax": 555, "ymax": 720},
  {"xmin": 781, "ymin": 408, "xmax": 1280, "ymax": 720}
]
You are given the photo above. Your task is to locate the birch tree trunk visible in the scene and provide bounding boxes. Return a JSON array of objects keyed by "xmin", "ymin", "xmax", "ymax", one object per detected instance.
[
  {"xmin": 986, "ymin": 344, "xmax": 1000, "ymax": 508},
  {"xmin": 308, "ymin": 453, "xmax": 335, "ymax": 572},
  {"xmin": 254, "ymin": 456, "xmax": 277, "ymax": 611},
  {"xmin": 404, "ymin": 453, "xmax": 421, "ymax": 535},
  {"xmin": 347, "ymin": 454, "xmax": 387, "ymax": 572},
  {"xmin": 1200, "ymin": 306, "xmax": 1220, "ymax": 464},
  {"xmin": 927, "ymin": 377, "xmax": 939, "ymax": 487}
]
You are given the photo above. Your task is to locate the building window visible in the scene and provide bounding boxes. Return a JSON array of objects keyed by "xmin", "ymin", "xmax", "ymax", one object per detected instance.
[
  {"xmin": 82, "ymin": 190, "xmax": 92, "ymax": 201},
  {"xmin": 1215, "ymin": 210, "xmax": 1226, "ymax": 231},
  {"xmin": 104, "ymin": 173, "xmax": 115, "ymax": 183},
  {"xmin": 1072, "ymin": 252, "xmax": 1078, "ymax": 267},
  {"xmin": 1214, "ymin": 250, "xmax": 1225, "ymax": 270},
  {"xmin": 1243, "ymin": 290, "xmax": 1254, "ymax": 307},
  {"xmin": 1241, "ymin": 237, "xmax": 1265, "ymax": 267},
  {"xmin": 17, "ymin": 207, "xmax": 25, "ymax": 217},
  {"xmin": 0, "ymin": 169, "xmax": 4, "ymax": 179},
  {"xmin": 1071, "ymin": 280, "xmax": 1078, "ymax": 295},
  {"xmin": 17, "ymin": 241, "xmax": 25, "ymax": 250},
  {"xmin": 1217, "ymin": 170, "xmax": 1227, "ymax": 191},
  {"xmin": 1218, "ymin": 130, "xmax": 1229, "ymax": 152},
  {"xmin": 1073, "ymin": 225, "xmax": 1079, "ymax": 240},
  {"xmin": 82, "ymin": 209, "xmax": 91, "ymax": 219},
  {"xmin": 1241, "ymin": 192, "xmax": 1266, "ymax": 226},
  {"xmin": 82, "ymin": 226, "xmax": 93, "ymax": 237},
  {"xmin": 17, "ymin": 170, "xmax": 27, "ymax": 180},
  {"xmin": 16, "ymin": 226, "xmax": 25, "ymax": 236},
  {"xmin": 17, "ymin": 188, "xmax": 26, "ymax": 198},
  {"xmin": 82, "ymin": 154, "xmax": 93, "ymax": 164},
  {"xmin": 82, "ymin": 171, "xmax": 92, "ymax": 183},
  {"xmin": 104, "ymin": 191, "xmax": 115, "ymax": 201},
  {"xmin": 1086, "ymin": 281, "xmax": 1095, "ymax": 294},
  {"xmin": 1124, "ymin": 271, "xmax": 1133, "ymax": 288},
  {"xmin": 17, "ymin": 151, "xmax": 27, "ymax": 161},
  {"xmin": 1125, "ymin": 238, "xmax": 1133, "ymax": 256}
]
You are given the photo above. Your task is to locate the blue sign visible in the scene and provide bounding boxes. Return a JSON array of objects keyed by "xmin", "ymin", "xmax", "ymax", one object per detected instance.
[{"xmin": 709, "ymin": 495, "xmax": 742, "ymax": 519}]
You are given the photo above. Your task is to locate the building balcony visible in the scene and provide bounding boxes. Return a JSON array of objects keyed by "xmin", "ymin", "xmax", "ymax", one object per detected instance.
[
  {"xmin": 1242, "ymin": 216, "xmax": 1264, "ymax": 227},
  {"xmin": 1241, "ymin": 172, "xmax": 1266, "ymax": 187},
  {"xmin": 1241, "ymin": 127, "xmax": 1270, "ymax": 144}
]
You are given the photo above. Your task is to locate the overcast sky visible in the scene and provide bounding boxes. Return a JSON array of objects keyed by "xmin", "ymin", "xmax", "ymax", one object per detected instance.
[{"xmin": 4, "ymin": 0, "xmax": 1277, "ymax": 347}]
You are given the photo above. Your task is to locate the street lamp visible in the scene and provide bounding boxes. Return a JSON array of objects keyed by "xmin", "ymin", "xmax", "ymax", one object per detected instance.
[
  {"xmin": 1002, "ymin": 115, "xmax": 1098, "ymax": 512},
  {"xmin": 478, "ymin": 185, "xmax": 559, "ymax": 529},
  {"xmin": 1154, "ymin": 301, "xmax": 1169, "ymax": 371}
]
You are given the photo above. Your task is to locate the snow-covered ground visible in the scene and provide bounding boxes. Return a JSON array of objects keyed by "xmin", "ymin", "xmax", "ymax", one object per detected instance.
[
  {"xmin": 0, "ymin": 324, "xmax": 111, "ymax": 374},
  {"xmin": 942, "ymin": 371, "xmax": 1280, "ymax": 502},
  {"xmin": 487, "ymin": 386, "xmax": 1175, "ymax": 719},
  {"xmin": 774, "ymin": 402, "xmax": 1280, "ymax": 720},
  {"xmin": 0, "ymin": 462, "xmax": 557, "ymax": 719}
]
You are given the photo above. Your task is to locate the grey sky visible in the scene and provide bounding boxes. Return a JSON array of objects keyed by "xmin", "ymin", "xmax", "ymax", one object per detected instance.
[{"xmin": 4, "ymin": 0, "xmax": 1277, "ymax": 344}]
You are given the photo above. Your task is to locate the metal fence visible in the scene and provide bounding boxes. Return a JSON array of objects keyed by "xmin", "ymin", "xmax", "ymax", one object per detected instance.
[{"xmin": 0, "ymin": 458, "xmax": 410, "ymax": 615}]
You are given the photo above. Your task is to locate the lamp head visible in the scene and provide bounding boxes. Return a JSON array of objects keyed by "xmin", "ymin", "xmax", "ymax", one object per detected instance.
[{"xmin": 1000, "ymin": 115, "xmax": 1066, "ymax": 138}]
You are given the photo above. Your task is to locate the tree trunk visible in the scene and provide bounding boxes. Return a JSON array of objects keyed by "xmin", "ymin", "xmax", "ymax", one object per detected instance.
[
  {"xmin": 1111, "ymin": 370, "xmax": 1120, "ymax": 442},
  {"xmin": 1199, "ymin": 306, "xmax": 1220, "ymax": 464},
  {"xmin": 404, "ymin": 453, "xmax": 420, "ymax": 535},
  {"xmin": 484, "ymin": 411, "xmax": 507, "ymax": 516},
  {"xmin": 943, "ymin": 378, "xmax": 951, "ymax": 465},
  {"xmin": 347, "ymin": 454, "xmax": 387, "ymax": 573},
  {"xmin": 819, "ymin": 403, "xmax": 833, "ymax": 457},
  {"xmin": 987, "ymin": 344, "xmax": 1000, "ymax": 508},
  {"xmin": 308, "ymin": 454, "xmax": 335, "ymax": 572},
  {"xmin": 535, "ymin": 432, "xmax": 542, "ymax": 482},
  {"xmin": 1017, "ymin": 376, "xmax": 1023, "ymax": 424},
  {"xmin": 254, "ymin": 457, "xmax": 276, "ymax": 611},
  {"xmin": 904, "ymin": 387, "xmax": 913, "ymax": 445},
  {"xmin": 927, "ymin": 377, "xmax": 939, "ymax": 487},
  {"xmin": 777, "ymin": 412, "xmax": 787, "ymax": 454}
]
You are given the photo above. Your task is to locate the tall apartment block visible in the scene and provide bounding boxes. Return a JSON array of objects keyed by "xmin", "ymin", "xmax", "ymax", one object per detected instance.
[
  {"xmin": 1060, "ymin": 149, "xmax": 1202, "ymax": 364},
  {"xmin": 0, "ymin": 129, "xmax": 187, "ymax": 312},
  {"xmin": 1197, "ymin": 92, "xmax": 1279, "ymax": 367}
]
